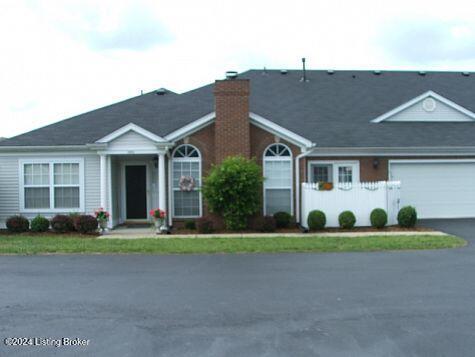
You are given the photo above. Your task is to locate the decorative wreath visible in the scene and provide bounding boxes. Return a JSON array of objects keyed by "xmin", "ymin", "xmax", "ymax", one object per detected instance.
[{"xmin": 179, "ymin": 175, "xmax": 196, "ymax": 192}]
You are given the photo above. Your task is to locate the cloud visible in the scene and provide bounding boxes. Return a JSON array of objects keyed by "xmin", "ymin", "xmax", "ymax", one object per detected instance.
[
  {"xmin": 378, "ymin": 19, "xmax": 475, "ymax": 63},
  {"xmin": 75, "ymin": 7, "xmax": 171, "ymax": 51},
  {"xmin": 28, "ymin": 1, "xmax": 171, "ymax": 51}
]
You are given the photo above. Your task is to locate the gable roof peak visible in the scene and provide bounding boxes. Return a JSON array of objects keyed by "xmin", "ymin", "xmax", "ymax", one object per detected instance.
[{"xmin": 371, "ymin": 90, "xmax": 475, "ymax": 123}]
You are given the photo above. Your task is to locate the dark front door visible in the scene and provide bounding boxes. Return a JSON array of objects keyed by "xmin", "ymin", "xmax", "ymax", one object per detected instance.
[{"xmin": 125, "ymin": 165, "xmax": 147, "ymax": 219}]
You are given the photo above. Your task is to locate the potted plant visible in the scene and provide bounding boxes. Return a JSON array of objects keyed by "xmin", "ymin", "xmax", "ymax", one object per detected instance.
[
  {"xmin": 94, "ymin": 208, "xmax": 110, "ymax": 234},
  {"xmin": 149, "ymin": 208, "xmax": 167, "ymax": 234}
]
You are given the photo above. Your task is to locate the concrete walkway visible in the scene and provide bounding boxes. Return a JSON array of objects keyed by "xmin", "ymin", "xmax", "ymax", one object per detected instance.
[{"xmin": 101, "ymin": 227, "xmax": 447, "ymax": 239}]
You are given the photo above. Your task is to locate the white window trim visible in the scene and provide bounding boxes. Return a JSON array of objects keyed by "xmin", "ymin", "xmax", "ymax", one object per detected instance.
[
  {"xmin": 263, "ymin": 143, "xmax": 294, "ymax": 216},
  {"xmin": 19, "ymin": 158, "xmax": 85, "ymax": 213},
  {"xmin": 307, "ymin": 160, "xmax": 360, "ymax": 184},
  {"xmin": 171, "ymin": 145, "xmax": 203, "ymax": 219}
]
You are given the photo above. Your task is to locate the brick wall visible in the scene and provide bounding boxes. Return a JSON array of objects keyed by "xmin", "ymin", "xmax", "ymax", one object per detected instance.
[{"xmin": 214, "ymin": 79, "xmax": 250, "ymax": 163}]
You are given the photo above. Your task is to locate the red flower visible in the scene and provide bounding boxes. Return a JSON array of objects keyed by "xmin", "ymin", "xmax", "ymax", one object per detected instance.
[{"xmin": 150, "ymin": 208, "xmax": 166, "ymax": 219}]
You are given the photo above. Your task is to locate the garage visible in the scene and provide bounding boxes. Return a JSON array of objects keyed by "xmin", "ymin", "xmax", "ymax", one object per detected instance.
[{"xmin": 389, "ymin": 160, "xmax": 475, "ymax": 219}]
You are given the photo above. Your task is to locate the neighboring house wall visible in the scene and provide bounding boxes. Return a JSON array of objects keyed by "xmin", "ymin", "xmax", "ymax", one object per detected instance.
[{"xmin": 0, "ymin": 152, "xmax": 100, "ymax": 227}]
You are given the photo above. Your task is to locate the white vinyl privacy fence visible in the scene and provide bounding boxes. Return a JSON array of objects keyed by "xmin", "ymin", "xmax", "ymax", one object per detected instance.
[{"xmin": 301, "ymin": 181, "xmax": 401, "ymax": 228}]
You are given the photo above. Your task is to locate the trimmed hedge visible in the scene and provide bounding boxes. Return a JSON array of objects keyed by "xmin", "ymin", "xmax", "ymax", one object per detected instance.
[
  {"xmin": 6, "ymin": 215, "xmax": 29, "ymax": 233},
  {"xmin": 370, "ymin": 208, "xmax": 387, "ymax": 229},
  {"xmin": 31, "ymin": 215, "xmax": 50, "ymax": 233},
  {"xmin": 51, "ymin": 215, "xmax": 74, "ymax": 233},
  {"xmin": 339, "ymin": 211, "xmax": 356, "ymax": 229},
  {"xmin": 196, "ymin": 218, "xmax": 214, "ymax": 234},
  {"xmin": 307, "ymin": 210, "xmax": 326, "ymax": 231},
  {"xmin": 184, "ymin": 219, "xmax": 196, "ymax": 230},
  {"xmin": 73, "ymin": 215, "xmax": 98, "ymax": 234},
  {"xmin": 398, "ymin": 206, "xmax": 418, "ymax": 228},
  {"xmin": 273, "ymin": 211, "xmax": 292, "ymax": 229}
]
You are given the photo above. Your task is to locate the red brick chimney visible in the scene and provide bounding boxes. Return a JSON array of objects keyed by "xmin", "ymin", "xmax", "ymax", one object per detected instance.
[{"xmin": 214, "ymin": 75, "xmax": 250, "ymax": 164}]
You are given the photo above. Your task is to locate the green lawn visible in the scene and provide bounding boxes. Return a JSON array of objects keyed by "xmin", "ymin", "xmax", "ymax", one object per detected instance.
[{"xmin": 0, "ymin": 234, "xmax": 465, "ymax": 255}]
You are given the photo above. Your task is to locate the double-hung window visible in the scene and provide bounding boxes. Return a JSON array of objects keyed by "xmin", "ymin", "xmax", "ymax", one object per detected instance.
[
  {"xmin": 263, "ymin": 144, "xmax": 293, "ymax": 215},
  {"xmin": 20, "ymin": 159, "xmax": 84, "ymax": 211},
  {"xmin": 172, "ymin": 145, "xmax": 201, "ymax": 217},
  {"xmin": 308, "ymin": 161, "xmax": 359, "ymax": 185}
]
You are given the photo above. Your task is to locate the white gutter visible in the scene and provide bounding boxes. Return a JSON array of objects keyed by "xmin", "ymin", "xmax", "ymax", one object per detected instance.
[{"xmin": 295, "ymin": 146, "xmax": 316, "ymax": 224}]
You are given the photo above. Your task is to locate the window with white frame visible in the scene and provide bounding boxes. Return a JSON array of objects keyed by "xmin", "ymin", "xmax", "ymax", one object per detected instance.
[
  {"xmin": 264, "ymin": 143, "xmax": 292, "ymax": 215},
  {"xmin": 308, "ymin": 161, "xmax": 359, "ymax": 185},
  {"xmin": 172, "ymin": 144, "xmax": 201, "ymax": 217},
  {"xmin": 21, "ymin": 160, "xmax": 83, "ymax": 211},
  {"xmin": 312, "ymin": 164, "xmax": 333, "ymax": 183}
]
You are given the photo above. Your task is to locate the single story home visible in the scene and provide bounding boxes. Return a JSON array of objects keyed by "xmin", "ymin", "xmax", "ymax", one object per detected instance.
[{"xmin": 1, "ymin": 69, "xmax": 475, "ymax": 228}]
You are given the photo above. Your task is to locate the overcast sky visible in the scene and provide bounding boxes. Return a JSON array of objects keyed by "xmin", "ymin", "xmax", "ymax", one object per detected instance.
[{"xmin": 2, "ymin": 0, "xmax": 475, "ymax": 138}]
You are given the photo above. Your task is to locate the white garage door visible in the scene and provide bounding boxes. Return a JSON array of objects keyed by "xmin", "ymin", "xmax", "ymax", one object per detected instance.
[{"xmin": 390, "ymin": 161, "xmax": 475, "ymax": 219}]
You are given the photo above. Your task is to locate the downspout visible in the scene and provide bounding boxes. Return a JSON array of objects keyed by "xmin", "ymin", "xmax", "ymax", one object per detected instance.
[
  {"xmin": 295, "ymin": 145, "xmax": 316, "ymax": 224},
  {"xmin": 167, "ymin": 150, "xmax": 173, "ymax": 227}
]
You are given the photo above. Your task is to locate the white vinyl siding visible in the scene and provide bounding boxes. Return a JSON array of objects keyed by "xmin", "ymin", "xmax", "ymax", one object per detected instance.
[
  {"xmin": 0, "ymin": 153, "xmax": 99, "ymax": 227},
  {"xmin": 386, "ymin": 96, "xmax": 474, "ymax": 122},
  {"xmin": 108, "ymin": 131, "xmax": 158, "ymax": 151}
]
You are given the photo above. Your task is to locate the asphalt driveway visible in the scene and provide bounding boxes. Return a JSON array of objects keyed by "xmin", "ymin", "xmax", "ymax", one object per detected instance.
[{"xmin": 1, "ymin": 219, "xmax": 475, "ymax": 357}]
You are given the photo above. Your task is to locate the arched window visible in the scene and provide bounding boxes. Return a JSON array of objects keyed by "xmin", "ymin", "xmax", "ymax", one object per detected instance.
[
  {"xmin": 263, "ymin": 143, "xmax": 292, "ymax": 215},
  {"xmin": 172, "ymin": 144, "xmax": 201, "ymax": 217}
]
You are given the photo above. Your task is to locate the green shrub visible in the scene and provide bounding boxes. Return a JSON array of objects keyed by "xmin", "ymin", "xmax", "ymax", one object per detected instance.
[
  {"xmin": 307, "ymin": 210, "xmax": 326, "ymax": 231},
  {"xmin": 202, "ymin": 156, "xmax": 263, "ymax": 230},
  {"xmin": 273, "ymin": 211, "xmax": 292, "ymax": 229},
  {"xmin": 339, "ymin": 211, "xmax": 356, "ymax": 229},
  {"xmin": 397, "ymin": 206, "xmax": 417, "ymax": 228},
  {"xmin": 196, "ymin": 218, "xmax": 214, "ymax": 234},
  {"xmin": 184, "ymin": 219, "xmax": 196, "ymax": 230},
  {"xmin": 6, "ymin": 215, "xmax": 29, "ymax": 233},
  {"xmin": 50, "ymin": 215, "xmax": 74, "ymax": 233},
  {"xmin": 370, "ymin": 208, "xmax": 387, "ymax": 229},
  {"xmin": 69, "ymin": 212, "xmax": 81, "ymax": 231},
  {"xmin": 255, "ymin": 216, "xmax": 276, "ymax": 232},
  {"xmin": 31, "ymin": 215, "xmax": 50, "ymax": 232},
  {"xmin": 73, "ymin": 215, "xmax": 98, "ymax": 234}
]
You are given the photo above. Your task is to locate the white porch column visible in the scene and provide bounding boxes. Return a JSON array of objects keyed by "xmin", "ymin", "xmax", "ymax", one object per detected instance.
[
  {"xmin": 100, "ymin": 154, "xmax": 107, "ymax": 210},
  {"xmin": 107, "ymin": 155, "xmax": 113, "ymax": 229},
  {"xmin": 158, "ymin": 152, "xmax": 167, "ymax": 220}
]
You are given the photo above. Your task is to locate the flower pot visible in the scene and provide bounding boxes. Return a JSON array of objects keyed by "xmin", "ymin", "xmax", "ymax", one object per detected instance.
[
  {"xmin": 98, "ymin": 220, "xmax": 108, "ymax": 234},
  {"xmin": 153, "ymin": 219, "xmax": 168, "ymax": 234}
]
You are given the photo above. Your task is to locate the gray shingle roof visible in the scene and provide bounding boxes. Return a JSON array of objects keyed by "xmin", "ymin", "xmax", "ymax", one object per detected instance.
[{"xmin": 3, "ymin": 70, "xmax": 475, "ymax": 148}]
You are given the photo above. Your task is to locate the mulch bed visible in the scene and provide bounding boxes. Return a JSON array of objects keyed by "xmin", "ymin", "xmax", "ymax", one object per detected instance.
[
  {"xmin": 0, "ymin": 230, "xmax": 99, "ymax": 237},
  {"xmin": 171, "ymin": 225, "xmax": 434, "ymax": 235},
  {"xmin": 0, "ymin": 225, "xmax": 434, "ymax": 237}
]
